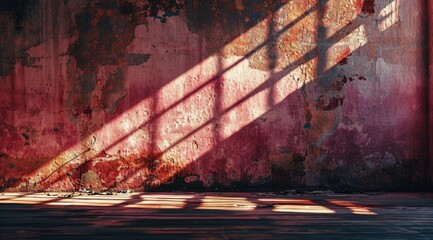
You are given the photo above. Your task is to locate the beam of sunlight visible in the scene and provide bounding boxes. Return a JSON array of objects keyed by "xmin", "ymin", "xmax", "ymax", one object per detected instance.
[
  {"xmin": 0, "ymin": 193, "xmax": 28, "ymax": 200},
  {"xmin": 215, "ymin": 56, "xmax": 296, "ymax": 140},
  {"xmin": 324, "ymin": 24, "xmax": 368, "ymax": 72},
  {"xmin": 258, "ymin": 198, "xmax": 315, "ymax": 204},
  {"xmin": 0, "ymin": 193, "xmax": 145, "ymax": 206},
  {"xmin": 378, "ymin": 0, "xmax": 400, "ymax": 32},
  {"xmin": 258, "ymin": 198, "xmax": 335, "ymax": 214},
  {"xmin": 327, "ymin": 199, "xmax": 378, "ymax": 215},
  {"xmin": 140, "ymin": 194, "xmax": 196, "ymax": 199},
  {"xmin": 45, "ymin": 194, "xmax": 135, "ymax": 206},
  {"xmin": 0, "ymin": 194, "xmax": 57, "ymax": 205},
  {"xmin": 100, "ymin": 56, "xmax": 220, "ymax": 154},
  {"xmin": 124, "ymin": 194, "xmax": 194, "ymax": 209},
  {"xmin": 273, "ymin": 205, "xmax": 335, "ymax": 214},
  {"xmin": 46, "ymin": 198, "xmax": 125, "ymax": 207},
  {"xmin": 196, "ymin": 196, "xmax": 256, "ymax": 211}
]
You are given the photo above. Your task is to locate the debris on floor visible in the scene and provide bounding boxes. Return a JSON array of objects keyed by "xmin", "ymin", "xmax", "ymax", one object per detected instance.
[
  {"xmin": 46, "ymin": 192, "xmax": 82, "ymax": 198},
  {"xmin": 118, "ymin": 189, "xmax": 134, "ymax": 194},
  {"xmin": 45, "ymin": 188, "xmax": 125, "ymax": 198}
]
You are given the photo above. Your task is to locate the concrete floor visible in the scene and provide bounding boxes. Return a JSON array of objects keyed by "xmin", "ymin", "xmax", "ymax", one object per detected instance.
[{"xmin": 0, "ymin": 192, "xmax": 432, "ymax": 239}]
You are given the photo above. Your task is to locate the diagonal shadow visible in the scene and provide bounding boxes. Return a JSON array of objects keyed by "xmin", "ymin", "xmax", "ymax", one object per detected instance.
[
  {"xmin": 2, "ymin": 0, "xmax": 426, "ymax": 192},
  {"xmin": 104, "ymin": 0, "xmax": 406, "ymax": 191}
]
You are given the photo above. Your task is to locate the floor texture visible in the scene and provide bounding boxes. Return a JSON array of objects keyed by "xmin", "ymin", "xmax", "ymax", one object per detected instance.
[{"xmin": 0, "ymin": 192, "xmax": 432, "ymax": 239}]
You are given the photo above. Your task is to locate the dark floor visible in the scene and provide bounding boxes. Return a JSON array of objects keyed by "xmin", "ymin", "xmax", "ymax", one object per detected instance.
[{"xmin": 0, "ymin": 192, "xmax": 432, "ymax": 239}]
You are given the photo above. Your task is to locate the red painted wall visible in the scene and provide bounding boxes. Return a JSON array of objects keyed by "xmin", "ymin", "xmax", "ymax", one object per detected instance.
[{"xmin": 0, "ymin": 0, "xmax": 429, "ymax": 191}]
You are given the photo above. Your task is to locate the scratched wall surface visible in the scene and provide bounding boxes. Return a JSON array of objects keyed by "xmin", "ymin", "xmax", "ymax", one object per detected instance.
[{"xmin": 0, "ymin": 0, "xmax": 428, "ymax": 191}]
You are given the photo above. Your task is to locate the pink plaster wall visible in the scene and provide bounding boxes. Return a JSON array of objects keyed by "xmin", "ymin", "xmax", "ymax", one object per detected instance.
[
  {"xmin": 429, "ymin": 0, "xmax": 433, "ymax": 189},
  {"xmin": 0, "ymin": 0, "xmax": 429, "ymax": 191}
]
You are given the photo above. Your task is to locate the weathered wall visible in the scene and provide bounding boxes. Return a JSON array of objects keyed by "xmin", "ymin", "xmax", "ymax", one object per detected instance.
[
  {"xmin": 429, "ymin": 0, "xmax": 433, "ymax": 189},
  {"xmin": 0, "ymin": 0, "xmax": 428, "ymax": 191}
]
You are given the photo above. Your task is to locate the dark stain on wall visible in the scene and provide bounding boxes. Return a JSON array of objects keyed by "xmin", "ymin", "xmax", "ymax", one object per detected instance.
[
  {"xmin": 68, "ymin": 2, "xmax": 141, "ymax": 71},
  {"xmin": 126, "ymin": 53, "xmax": 151, "ymax": 66},
  {"xmin": 271, "ymin": 151, "xmax": 306, "ymax": 187},
  {"xmin": 355, "ymin": 0, "xmax": 376, "ymax": 17},
  {"xmin": 320, "ymin": 158, "xmax": 427, "ymax": 192},
  {"xmin": 101, "ymin": 68, "xmax": 127, "ymax": 114},
  {"xmin": 184, "ymin": 0, "xmax": 285, "ymax": 57},
  {"xmin": 316, "ymin": 95, "xmax": 344, "ymax": 111},
  {"xmin": 69, "ymin": 72, "xmax": 96, "ymax": 118},
  {"xmin": 0, "ymin": 0, "xmax": 41, "ymax": 76},
  {"xmin": 337, "ymin": 50, "xmax": 352, "ymax": 65},
  {"xmin": 0, "ymin": 0, "xmax": 36, "ymax": 32},
  {"xmin": 147, "ymin": 0, "xmax": 183, "ymax": 23},
  {"xmin": 361, "ymin": 0, "xmax": 375, "ymax": 15}
]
